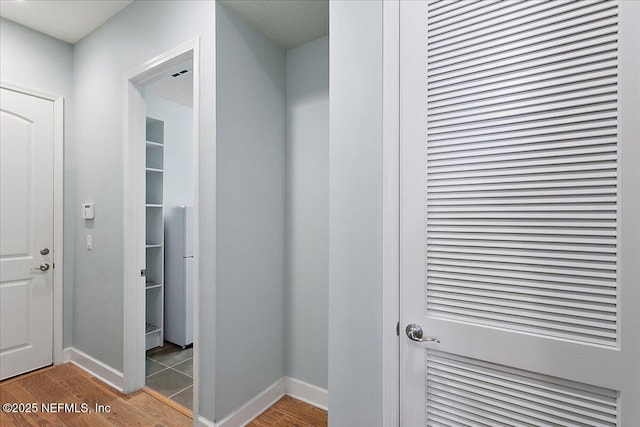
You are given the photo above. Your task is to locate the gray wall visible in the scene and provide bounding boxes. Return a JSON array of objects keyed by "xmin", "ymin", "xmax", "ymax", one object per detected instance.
[
  {"xmin": 285, "ymin": 36, "xmax": 329, "ymax": 390},
  {"xmin": 216, "ymin": 2, "xmax": 286, "ymax": 421},
  {"xmin": 328, "ymin": 1, "xmax": 384, "ymax": 426},
  {"xmin": 0, "ymin": 18, "xmax": 75, "ymax": 349},
  {"xmin": 69, "ymin": 1, "xmax": 217, "ymax": 420},
  {"xmin": 145, "ymin": 95, "xmax": 194, "ymax": 207}
]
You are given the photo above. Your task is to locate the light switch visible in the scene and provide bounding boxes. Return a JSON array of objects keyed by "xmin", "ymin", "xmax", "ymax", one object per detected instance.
[
  {"xmin": 82, "ymin": 202, "xmax": 95, "ymax": 219},
  {"xmin": 86, "ymin": 235, "xmax": 93, "ymax": 250}
]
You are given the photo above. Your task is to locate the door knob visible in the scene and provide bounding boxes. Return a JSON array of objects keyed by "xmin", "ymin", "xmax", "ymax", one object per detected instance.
[
  {"xmin": 31, "ymin": 263, "xmax": 50, "ymax": 272},
  {"xmin": 406, "ymin": 323, "xmax": 440, "ymax": 343}
]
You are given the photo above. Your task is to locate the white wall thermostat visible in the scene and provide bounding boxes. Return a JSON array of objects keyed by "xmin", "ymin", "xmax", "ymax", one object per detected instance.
[{"xmin": 82, "ymin": 202, "xmax": 95, "ymax": 220}]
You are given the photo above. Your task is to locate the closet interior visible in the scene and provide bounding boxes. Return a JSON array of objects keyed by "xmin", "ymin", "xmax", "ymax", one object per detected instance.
[{"xmin": 142, "ymin": 60, "xmax": 195, "ymax": 410}]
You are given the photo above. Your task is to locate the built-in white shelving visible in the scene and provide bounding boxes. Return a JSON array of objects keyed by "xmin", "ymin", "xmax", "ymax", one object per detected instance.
[{"xmin": 145, "ymin": 117, "xmax": 164, "ymax": 351}]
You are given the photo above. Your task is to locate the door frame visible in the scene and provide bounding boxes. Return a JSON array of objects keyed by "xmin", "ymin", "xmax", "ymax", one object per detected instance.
[
  {"xmin": 381, "ymin": 1, "xmax": 401, "ymax": 426},
  {"xmin": 0, "ymin": 82, "xmax": 65, "ymax": 367},
  {"xmin": 122, "ymin": 38, "xmax": 201, "ymax": 419}
]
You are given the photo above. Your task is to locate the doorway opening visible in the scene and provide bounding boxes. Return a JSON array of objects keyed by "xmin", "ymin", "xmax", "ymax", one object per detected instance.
[
  {"xmin": 123, "ymin": 40, "xmax": 200, "ymax": 416},
  {"xmin": 142, "ymin": 58, "xmax": 195, "ymax": 410}
]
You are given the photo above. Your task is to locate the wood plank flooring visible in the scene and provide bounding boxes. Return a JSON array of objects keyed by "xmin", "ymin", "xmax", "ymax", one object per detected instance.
[
  {"xmin": 248, "ymin": 395, "xmax": 327, "ymax": 427},
  {"xmin": 1, "ymin": 364, "xmax": 328, "ymax": 426},
  {"xmin": 0, "ymin": 363, "xmax": 191, "ymax": 426}
]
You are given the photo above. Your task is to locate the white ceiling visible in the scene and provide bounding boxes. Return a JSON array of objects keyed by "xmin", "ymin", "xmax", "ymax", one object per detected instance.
[
  {"xmin": 0, "ymin": 0, "xmax": 328, "ymax": 49},
  {"xmin": 220, "ymin": 0, "xmax": 328, "ymax": 50},
  {"xmin": 145, "ymin": 61, "xmax": 194, "ymax": 108},
  {"xmin": 0, "ymin": 0, "xmax": 133, "ymax": 44}
]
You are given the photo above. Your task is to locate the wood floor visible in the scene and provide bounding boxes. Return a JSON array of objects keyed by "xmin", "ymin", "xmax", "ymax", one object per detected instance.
[
  {"xmin": 248, "ymin": 396, "xmax": 327, "ymax": 427},
  {"xmin": 0, "ymin": 363, "xmax": 191, "ymax": 426},
  {"xmin": 1, "ymin": 364, "xmax": 328, "ymax": 427}
]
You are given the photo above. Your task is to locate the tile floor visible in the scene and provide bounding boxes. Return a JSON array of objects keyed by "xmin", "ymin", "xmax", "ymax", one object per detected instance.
[
  {"xmin": 146, "ymin": 342, "xmax": 193, "ymax": 410},
  {"xmin": 144, "ymin": 343, "xmax": 329, "ymax": 426}
]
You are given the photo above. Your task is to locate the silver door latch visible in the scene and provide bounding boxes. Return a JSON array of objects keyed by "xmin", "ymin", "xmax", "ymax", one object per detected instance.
[
  {"xmin": 406, "ymin": 323, "xmax": 440, "ymax": 343},
  {"xmin": 31, "ymin": 263, "xmax": 50, "ymax": 272}
]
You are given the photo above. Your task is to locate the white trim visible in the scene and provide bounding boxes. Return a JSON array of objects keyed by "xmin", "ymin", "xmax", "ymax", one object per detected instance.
[
  {"xmin": 284, "ymin": 377, "xmax": 328, "ymax": 411},
  {"xmin": 214, "ymin": 378, "xmax": 286, "ymax": 427},
  {"xmin": 0, "ymin": 81, "xmax": 62, "ymax": 102},
  {"xmin": 191, "ymin": 36, "xmax": 203, "ymax": 423},
  {"xmin": 617, "ymin": 1, "xmax": 640, "ymax": 423},
  {"xmin": 122, "ymin": 72, "xmax": 146, "ymax": 393},
  {"xmin": 195, "ymin": 376, "xmax": 327, "ymax": 427},
  {"xmin": 382, "ymin": 1, "xmax": 401, "ymax": 427},
  {"xmin": 63, "ymin": 347, "xmax": 124, "ymax": 392},
  {"xmin": 196, "ymin": 415, "xmax": 216, "ymax": 427},
  {"xmin": 52, "ymin": 96, "xmax": 64, "ymax": 366},
  {"xmin": 0, "ymin": 82, "xmax": 65, "ymax": 368},
  {"xmin": 122, "ymin": 38, "xmax": 202, "ymax": 425},
  {"xmin": 398, "ymin": 2, "xmax": 428, "ymax": 426}
]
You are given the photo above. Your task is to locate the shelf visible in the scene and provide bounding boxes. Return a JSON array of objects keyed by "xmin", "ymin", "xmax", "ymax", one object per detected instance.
[
  {"xmin": 146, "ymin": 117, "xmax": 164, "ymax": 145},
  {"xmin": 145, "ymin": 115, "xmax": 164, "ymax": 351},
  {"xmin": 146, "ymin": 169, "xmax": 163, "ymax": 204},
  {"xmin": 146, "ymin": 280, "xmax": 162, "ymax": 290},
  {"xmin": 145, "ymin": 323, "xmax": 162, "ymax": 335}
]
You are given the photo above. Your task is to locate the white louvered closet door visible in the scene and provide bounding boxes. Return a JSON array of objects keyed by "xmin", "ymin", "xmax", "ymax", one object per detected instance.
[{"xmin": 399, "ymin": 1, "xmax": 640, "ymax": 426}]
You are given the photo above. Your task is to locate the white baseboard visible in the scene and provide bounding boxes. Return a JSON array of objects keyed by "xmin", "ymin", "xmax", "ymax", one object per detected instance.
[
  {"xmin": 62, "ymin": 347, "xmax": 124, "ymax": 392},
  {"xmin": 212, "ymin": 376, "xmax": 328, "ymax": 427},
  {"xmin": 215, "ymin": 378, "xmax": 285, "ymax": 427},
  {"xmin": 196, "ymin": 415, "xmax": 216, "ymax": 427},
  {"xmin": 285, "ymin": 377, "xmax": 328, "ymax": 411}
]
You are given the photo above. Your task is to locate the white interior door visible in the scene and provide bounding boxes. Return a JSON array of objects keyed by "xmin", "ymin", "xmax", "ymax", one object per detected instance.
[
  {"xmin": 400, "ymin": 1, "xmax": 640, "ymax": 425},
  {"xmin": 0, "ymin": 87, "xmax": 55, "ymax": 380}
]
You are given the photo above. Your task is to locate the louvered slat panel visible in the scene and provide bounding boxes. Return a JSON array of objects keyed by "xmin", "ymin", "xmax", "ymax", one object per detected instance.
[
  {"xmin": 426, "ymin": 351, "xmax": 618, "ymax": 426},
  {"xmin": 428, "ymin": 283, "xmax": 615, "ymax": 306},
  {"xmin": 429, "ymin": 10, "xmax": 617, "ymax": 68},
  {"xmin": 429, "ymin": 84, "xmax": 617, "ymax": 119},
  {"xmin": 428, "ymin": 0, "xmax": 504, "ymax": 25},
  {"xmin": 426, "ymin": 0, "xmax": 618, "ymax": 346},
  {"xmin": 428, "ymin": 181, "xmax": 617, "ymax": 193},
  {"xmin": 429, "ymin": 11, "xmax": 617, "ymax": 65},
  {"xmin": 427, "ymin": 242, "xmax": 617, "ymax": 261},
  {"xmin": 427, "ymin": 123, "xmax": 617, "ymax": 148},
  {"xmin": 428, "ymin": 1, "xmax": 608, "ymax": 51},
  {"xmin": 428, "ymin": 271, "xmax": 617, "ymax": 296},
  {"xmin": 428, "ymin": 171, "xmax": 617, "ymax": 187},
  {"xmin": 428, "ymin": 250, "xmax": 615, "ymax": 270}
]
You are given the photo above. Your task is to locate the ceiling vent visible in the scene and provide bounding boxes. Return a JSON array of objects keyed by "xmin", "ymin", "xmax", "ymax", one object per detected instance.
[{"xmin": 171, "ymin": 69, "xmax": 189, "ymax": 78}]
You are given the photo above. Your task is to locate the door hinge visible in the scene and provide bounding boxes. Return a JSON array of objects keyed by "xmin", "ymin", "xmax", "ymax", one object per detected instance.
[{"xmin": 396, "ymin": 321, "xmax": 400, "ymax": 336}]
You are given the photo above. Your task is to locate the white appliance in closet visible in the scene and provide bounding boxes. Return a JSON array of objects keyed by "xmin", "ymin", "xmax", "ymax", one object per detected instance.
[{"xmin": 164, "ymin": 206, "xmax": 194, "ymax": 347}]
